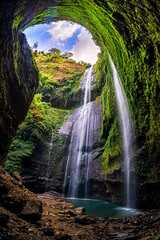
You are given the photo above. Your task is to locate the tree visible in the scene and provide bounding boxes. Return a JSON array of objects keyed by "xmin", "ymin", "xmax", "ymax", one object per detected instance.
[
  {"xmin": 33, "ymin": 41, "xmax": 38, "ymax": 49},
  {"xmin": 61, "ymin": 52, "xmax": 73, "ymax": 59},
  {"xmin": 48, "ymin": 48, "xmax": 61, "ymax": 55},
  {"xmin": 79, "ymin": 61, "xmax": 91, "ymax": 68}
]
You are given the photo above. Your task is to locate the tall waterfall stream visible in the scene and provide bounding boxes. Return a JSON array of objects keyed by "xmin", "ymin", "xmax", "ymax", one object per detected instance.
[
  {"xmin": 63, "ymin": 66, "xmax": 95, "ymax": 198},
  {"xmin": 109, "ymin": 55, "xmax": 135, "ymax": 208}
]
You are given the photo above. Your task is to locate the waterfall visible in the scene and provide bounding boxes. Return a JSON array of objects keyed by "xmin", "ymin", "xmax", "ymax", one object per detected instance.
[
  {"xmin": 45, "ymin": 129, "xmax": 54, "ymax": 184},
  {"xmin": 109, "ymin": 55, "xmax": 133, "ymax": 208},
  {"xmin": 63, "ymin": 66, "xmax": 94, "ymax": 198},
  {"xmin": 48, "ymin": 129, "xmax": 54, "ymax": 161}
]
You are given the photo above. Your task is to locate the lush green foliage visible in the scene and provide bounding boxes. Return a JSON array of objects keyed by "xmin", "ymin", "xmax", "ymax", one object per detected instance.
[
  {"xmin": 61, "ymin": 52, "xmax": 73, "ymax": 59},
  {"xmin": 5, "ymin": 139, "xmax": 35, "ymax": 173},
  {"xmin": 5, "ymin": 92, "xmax": 73, "ymax": 173},
  {"xmin": 48, "ymin": 48, "xmax": 61, "ymax": 55},
  {"xmin": 35, "ymin": 53, "xmax": 86, "ymax": 103}
]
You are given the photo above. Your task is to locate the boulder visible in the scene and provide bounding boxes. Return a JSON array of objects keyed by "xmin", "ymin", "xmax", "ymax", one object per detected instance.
[
  {"xmin": 74, "ymin": 207, "xmax": 86, "ymax": 215},
  {"xmin": 0, "ymin": 166, "xmax": 42, "ymax": 222},
  {"xmin": 20, "ymin": 199, "xmax": 42, "ymax": 221}
]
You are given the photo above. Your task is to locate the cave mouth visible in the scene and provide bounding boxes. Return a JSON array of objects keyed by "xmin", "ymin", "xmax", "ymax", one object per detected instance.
[{"xmin": 2, "ymin": 0, "xmax": 159, "ymax": 212}]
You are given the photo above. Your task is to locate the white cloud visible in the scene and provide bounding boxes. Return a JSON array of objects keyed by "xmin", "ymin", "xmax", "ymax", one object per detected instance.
[
  {"xmin": 57, "ymin": 42, "xmax": 65, "ymax": 47},
  {"xmin": 47, "ymin": 21, "xmax": 80, "ymax": 42},
  {"xmin": 71, "ymin": 28, "xmax": 100, "ymax": 65}
]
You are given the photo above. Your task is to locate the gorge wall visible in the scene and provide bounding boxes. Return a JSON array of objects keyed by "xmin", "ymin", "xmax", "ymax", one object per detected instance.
[{"xmin": 0, "ymin": 0, "xmax": 160, "ymax": 208}]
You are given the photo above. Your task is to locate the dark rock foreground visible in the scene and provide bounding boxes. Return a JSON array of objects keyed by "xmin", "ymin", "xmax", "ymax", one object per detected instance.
[{"xmin": 0, "ymin": 170, "xmax": 160, "ymax": 239}]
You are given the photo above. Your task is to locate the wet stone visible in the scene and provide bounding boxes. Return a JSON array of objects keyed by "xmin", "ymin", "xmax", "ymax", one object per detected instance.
[
  {"xmin": 74, "ymin": 207, "xmax": 86, "ymax": 215},
  {"xmin": 0, "ymin": 211, "xmax": 9, "ymax": 227},
  {"xmin": 75, "ymin": 215, "xmax": 95, "ymax": 225},
  {"xmin": 42, "ymin": 227, "xmax": 54, "ymax": 236}
]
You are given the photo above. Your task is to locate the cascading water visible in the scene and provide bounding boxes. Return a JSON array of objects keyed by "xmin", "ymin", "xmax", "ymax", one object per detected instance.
[
  {"xmin": 63, "ymin": 66, "xmax": 94, "ymax": 198},
  {"xmin": 48, "ymin": 129, "xmax": 54, "ymax": 161},
  {"xmin": 109, "ymin": 55, "xmax": 134, "ymax": 208}
]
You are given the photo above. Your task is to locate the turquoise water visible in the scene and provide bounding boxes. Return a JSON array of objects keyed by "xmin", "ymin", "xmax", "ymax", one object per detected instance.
[{"xmin": 66, "ymin": 198, "xmax": 139, "ymax": 217}]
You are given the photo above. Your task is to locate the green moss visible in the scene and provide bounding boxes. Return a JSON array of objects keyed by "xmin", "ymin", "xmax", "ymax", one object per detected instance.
[
  {"xmin": 93, "ymin": 51, "xmax": 122, "ymax": 175},
  {"xmin": 12, "ymin": 15, "xmax": 24, "ymax": 30},
  {"xmin": 101, "ymin": 118, "xmax": 121, "ymax": 175},
  {"xmin": 5, "ymin": 139, "xmax": 35, "ymax": 174},
  {"xmin": 57, "ymin": 137, "xmax": 64, "ymax": 147}
]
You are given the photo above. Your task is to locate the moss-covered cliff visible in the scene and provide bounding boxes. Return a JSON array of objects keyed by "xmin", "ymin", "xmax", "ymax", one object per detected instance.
[
  {"xmin": 5, "ymin": 52, "xmax": 86, "ymax": 176},
  {"xmin": 35, "ymin": 52, "xmax": 87, "ymax": 108},
  {"xmin": 0, "ymin": 0, "xmax": 160, "ymax": 207}
]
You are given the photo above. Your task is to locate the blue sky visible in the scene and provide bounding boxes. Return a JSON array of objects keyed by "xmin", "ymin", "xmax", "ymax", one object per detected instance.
[{"xmin": 23, "ymin": 21, "xmax": 100, "ymax": 64}]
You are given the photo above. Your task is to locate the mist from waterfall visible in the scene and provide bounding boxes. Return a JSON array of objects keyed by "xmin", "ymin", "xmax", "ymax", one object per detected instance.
[{"xmin": 109, "ymin": 55, "xmax": 135, "ymax": 208}]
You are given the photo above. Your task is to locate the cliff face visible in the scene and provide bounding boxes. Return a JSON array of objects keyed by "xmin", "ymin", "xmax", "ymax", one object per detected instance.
[
  {"xmin": 0, "ymin": 0, "xmax": 160, "ymax": 208},
  {"xmin": 0, "ymin": 2, "xmax": 39, "ymax": 165}
]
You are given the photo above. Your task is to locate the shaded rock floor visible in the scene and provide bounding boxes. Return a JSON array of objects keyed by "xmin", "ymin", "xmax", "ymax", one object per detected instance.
[
  {"xmin": 1, "ymin": 192, "xmax": 160, "ymax": 239},
  {"xmin": 0, "ymin": 168, "xmax": 159, "ymax": 240}
]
